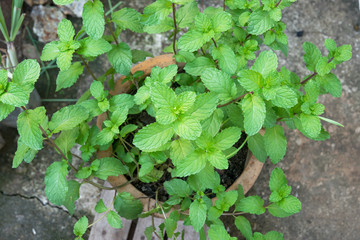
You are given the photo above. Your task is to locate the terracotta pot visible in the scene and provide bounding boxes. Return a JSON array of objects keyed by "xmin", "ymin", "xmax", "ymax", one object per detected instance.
[{"xmin": 97, "ymin": 54, "xmax": 264, "ymax": 217}]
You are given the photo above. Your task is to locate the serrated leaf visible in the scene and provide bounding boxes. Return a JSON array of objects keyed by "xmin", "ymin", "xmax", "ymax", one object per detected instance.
[
  {"xmin": 212, "ymin": 11, "xmax": 232, "ymax": 33},
  {"xmin": 299, "ymin": 113, "xmax": 321, "ymax": 138},
  {"xmin": 264, "ymin": 125, "xmax": 287, "ymax": 164},
  {"xmin": 109, "ymin": 94, "xmax": 135, "ymax": 111},
  {"xmin": 248, "ymin": 133, "xmax": 267, "ymax": 163},
  {"xmin": 49, "ymin": 105, "xmax": 89, "ymax": 133},
  {"xmin": 143, "ymin": 17, "xmax": 174, "ymax": 34},
  {"xmin": 317, "ymin": 73, "xmax": 342, "ymax": 98},
  {"xmin": 315, "ymin": 57, "xmax": 333, "ymax": 76},
  {"xmin": 54, "ymin": 128, "xmax": 79, "ymax": 154},
  {"xmin": 324, "ymin": 39, "xmax": 337, "ymax": 53},
  {"xmin": 176, "ymin": 91, "xmax": 196, "ymax": 113},
  {"xmin": 77, "ymin": 38, "xmax": 112, "ymax": 57},
  {"xmin": 13, "ymin": 59, "xmax": 40, "ymax": 86},
  {"xmin": 184, "ymin": 57, "xmax": 216, "ymax": 76},
  {"xmin": 208, "ymin": 150, "xmax": 228, "ymax": 169},
  {"xmin": 252, "ymin": 50, "xmax": 278, "ymax": 77},
  {"xmin": 334, "ymin": 44, "xmax": 352, "ymax": 62},
  {"xmin": 131, "ymin": 49, "xmax": 154, "ymax": 63},
  {"xmin": 96, "ymin": 127, "xmax": 115, "ymax": 145},
  {"xmin": 189, "ymin": 199, "xmax": 207, "ymax": 232},
  {"xmin": 238, "ymin": 70, "xmax": 263, "ymax": 92},
  {"xmin": 0, "ymin": 82, "xmax": 29, "ymax": 107},
  {"xmin": 175, "ymin": 150, "xmax": 206, "ymax": 177},
  {"xmin": 247, "ymin": 10, "xmax": 275, "ymax": 35},
  {"xmin": 95, "ymin": 199, "xmax": 107, "ymax": 213},
  {"xmin": 236, "ymin": 196, "xmax": 265, "ymax": 214},
  {"xmin": 170, "ymin": 138, "xmax": 194, "ymax": 164},
  {"xmin": 94, "ymin": 157, "xmax": 128, "ymax": 180},
  {"xmin": 215, "ymin": 191, "xmax": 238, "ymax": 211},
  {"xmin": 164, "ymin": 179, "xmax": 192, "ymax": 197},
  {"xmin": 235, "ymin": 216, "xmax": 252, "ymax": 240},
  {"xmin": 17, "ymin": 107, "xmax": 47, "ymax": 150},
  {"xmin": 164, "ymin": 218, "xmax": 177, "ymax": 238},
  {"xmin": 56, "ymin": 62, "xmax": 84, "ymax": 91},
  {"xmin": 156, "ymin": 107, "xmax": 177, "ymax": 125},
  {"xmin": 107, "ymin": 43, "xmax": 132, "ymax": 75},
  {"xmin": 12, "ymin": 140, "xmax": 31, "ymax": 168},
  {"xmin": 0, "ymin": 102, "xmax": 14, "ymax": 121},
  {"xmin": 269, "ymin": 168, "xmax": 287, "ymax": 192},
  {"xmin": 278, "ymin": 196, "xmax": 301, "ymax": 214},
  {"xmin": 150, "ymin": 83, "xmax": 176, "ymax": 109},
  {"xmin": 57, "ymin": 19, "xmax": 74, "ymax": 42},
  {"xmin": 215, "ymin": 127, "xmax": 242, "ymax": 150},
  {"xmin": 190, "ymin": 93, "xmax": 218, "ymax": 120},
  {"xmin": 63, "ymin": 180, "xmax": 80, "ymax": 215},
  {"xmin": 83, "ymin": 0, "xmax": 105, "ymax": 39},
  {"xmin": 178, "ymin": 30, "xmax": 214, "ymax": 52},
  {"xmin": 114, "ymin": 192, "xmax": 143, "ymax": 220},
  {"xmin": 120, "ymin": 124, "xmax": 138, "ymax": 138},
  {"xmin": 112, "ymin": 8, "xmax": 143, "ymax": 33},
  {"xmin": 271, "ymin": 86, "xmax": 298, "ymax": 108},
  {"xmin": 74, "ymin": 216, "xmax": 88, "ymax": 237},
  {"xmin": 303, "ymin": 42, "xmax": 321, "ymax": 72},
  {"xmin": 265, "ymin": 231, "xmax": 284, "ymax": 240},
  {"xmin": 211, "ymin": 44, "xmax": 237, "ymax": 75},
  {"xmin": 208, "ymin": 225, "xmax": 233, "ymax": 240},
  {"xmin": 174, "ymin": 117, "xmax": 202, "ymax": 140},
  {"xmin": 107, "ymin": 211, "xmax": 123, "ymax": 229},
  {"xmin": 201, "ymin": 108, "xmax": 224, "ymax": 137},
  {"xmin": 133, "ymin": 122, "xmax": 174, "ymax": 151},
  {"xmin": 201, "ymin": 68, "xmax": 237, "ymax": 102},
  {"xmin": 176, "ymin": 2, "xmax": 200, "ymax": 28},
  {"xmin": 45, "ymin": 161, "xmax": 68, "ymax": 206},
  {"xmin": 241, "ymin": 94, "xmax": 266, "ymax": 136},
  {"xmin": 41, "ymin": 41, "xmax": 60, "ymax": 61},
  {"xmin": 267, "ymin": 203, "xmax": 293, "ymax": 218}
]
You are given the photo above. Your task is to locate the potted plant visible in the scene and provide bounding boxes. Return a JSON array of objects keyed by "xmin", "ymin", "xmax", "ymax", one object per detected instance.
[{"xmin": 1, "ymin": 0, "xmax": 351, "ymax": 239}]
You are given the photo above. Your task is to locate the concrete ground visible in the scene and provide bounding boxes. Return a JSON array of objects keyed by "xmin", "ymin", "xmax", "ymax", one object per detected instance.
[{"xmin": 0, "ymin": 0, "xmax": 359, "ymax": 239}]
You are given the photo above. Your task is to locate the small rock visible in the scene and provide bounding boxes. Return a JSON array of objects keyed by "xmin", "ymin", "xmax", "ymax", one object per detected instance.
[
  {"xmin": 24, "ymin": 0, "xmax": 48, "ymax": 6},
  {"xmin": 59, "ymin": 0, "xmax": 87, "ymax": 18},
  {"xmin": 30, "ymin": 5, "xmax": 65, "ymax": 42},
  {"xmin": 0, "ymin": 134, "xmax": 5, "ymax": 150}
]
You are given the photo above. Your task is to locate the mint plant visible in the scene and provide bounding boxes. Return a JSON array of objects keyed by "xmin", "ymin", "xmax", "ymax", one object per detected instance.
[{"xmin": 1, "ymin": 0, "xmax": 352, "ymax": 239}]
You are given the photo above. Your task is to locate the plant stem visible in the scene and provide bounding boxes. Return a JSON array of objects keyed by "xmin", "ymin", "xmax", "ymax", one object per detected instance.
[
  {"xmin": 300, "ymin": 72, "xmax": 317, "ymax": 85},
  {"xmin": 217, "ymin": 92, "xmax": 251, "ymax": 108},
  {"xmin": 105, "ymin": 14, "xmax": 119, "ymax": 45},
  {"xmin": 275, "ymin": 0, "xmax": 282, "ymax": 8},
  {"xmin": 87, "ymin": 190, "xmax": 117, "ymax": 228},
  {"xmin": 172, "ymin": 3, "xmax": 178, "ymax": 55},
  {"xmin": 6, "ymin": 42, "xmax": 18, "ymax": 68},
  {"xmin": 212, "ymin": 38, "xmax": 218, "ymax": 48},
  {"xmin": 223, "ymin": 0, "xmax": 226, "ymax": 11},
  {"xmin": 77, "ymin": 53, "xmax": 97, "ymax": 80}
]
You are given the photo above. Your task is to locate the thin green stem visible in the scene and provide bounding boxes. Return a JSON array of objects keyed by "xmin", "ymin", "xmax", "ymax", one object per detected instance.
[
  {"xmin": 172, "ymin": 3, "xmax": 178, "ymax": 55},
  {"xmin": 88, "ymin": 190, "xmax": 117, "ymax": 228},
  {"xmin": 226, "ymin": 136, "xmax": 249, "ymax": 159}
]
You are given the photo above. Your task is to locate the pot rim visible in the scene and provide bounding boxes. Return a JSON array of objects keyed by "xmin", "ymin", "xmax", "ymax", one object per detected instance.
[{"xmin": 97, "ymin": 54, "xmax": 264, "ymax": 218}]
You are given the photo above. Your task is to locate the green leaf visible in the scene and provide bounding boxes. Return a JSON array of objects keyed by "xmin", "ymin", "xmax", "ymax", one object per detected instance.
[
  {"xmin": 95, "ymin": 199, "xmax": 107, "ymax": 213},
  {"xmin": 208, "ymin": 150, "xmax": 228, "ymax": 169},
  {"xmin": 56, "ymin": 62, "xmax": 84, "ymax": 91},
  {"xmin": 334, "ymin": 44, "xmax": 352, "ymax": 62},
  {"xmin": 271, "ymin": 86, "xmax": 298, "ymax": 108},
  {"xmin": 178, "ymin": 30, "xmax": 214, "ymax": 52},
  {"xmin": 324, "ymin": 38, "xmax": 337, "ymax": 53},
  {"xmin": 303, "ymin": 42, "xmax": 321, "ymax": 72},
  {"xmin": 215, "ymin": 127, "xmax": 242, "ymax": 150},
  {"xmin": 13, "ymin": 59, "xmax": 40, "ymax": 86},
  {"xmin": 55, "ymin": 128, "xmax": 79, "ymax": 154},
  {"xmin": 82, "ymin": 0, "xmax": 105, "ymax": 39},
  {"xmin": 17, "ymin": 107, "xmax": 47, "ymax": 150},
  {"xmin": 57, "ymin": 19, "xmax": 75, "ymax": 42},
  {"xmin": 170, "ymin": 138, "xmax": 194, "ymax": 164},
  {"xmin": 133, "ymin": 123, "xmax": 174, "ymax": 151},
  {"xmin": 63, "ymin": 180, "xmax": 80, "ymax": 215},
  {"xmin": 319, "ymin": 116, "xmax": 344, "ymax": 127},
  {"xmin": 248, "ymin": 133, "xmax": 267, "ymax": 163},
  {"xmin": 299, "ymin": 113, "xmax": 321, "ymax": 138},
  {"xmin": 112, "ymin": 8, "xmax": 143, "ymax": 33},
  {"xmin": 269, "ymin": 168, "xmax": 287, "ymax": 192},
  {"xmin": 211, "ymin": 44, "xmax": 238, "ymax": 75},
  {"xmin": 45, "ymin": 161, "xmax": 69, "ymax": 205},
  {"xmin": 241, "ymin": 94, "xmax": 266, "ymax": 136},
  {"xmin": 176, "ymin": 2, "xmax": 200, "ymax": 28},
  {"xmin": 174, "ymin": 117, "xmax": 202, "ymax": 140},
  {"xmin": 265, "ymin": 231, "xmax": 284, "ymax": 240},
  {"xmin": 12, "ymin": 140, "xmax": 32, "ymax": 168},
  {"xmin": 201, "ymin": 108, "xmax": 224, "ymax": 137},
  {"xmin": 252, "ymin": 50, "xmax": 278, "ymax": 77},
  {"xmin": 96, "ymin": 127, "xmax": 115, "ymax": 145},
  {"xmin": 107, "ymin": 211, "xmax": 123, "ymax": 229},
  {"xmin": 264, "ymin": 125, "xmax": 287, "ymax": 164},
  {"xmin": 131, "ymin": 49, "xmax": 154, "ymax": 63},
  {"xmin": 41, "ymin": 41, "xmax": 60, "ymax": 61},
  {"xmin": 176, "ymin": 91, "xmax": 196, "ymax": 113},
  {"xmin": 49, "ymin": 105, "xmax": 89, "ymax": 133},
  {"xmin": 267, "ymin": 203, "xmax": 293, "ymax": 218},
  {"xmin": 247, "ymin": 10, "xmax": 275, "ymax": 35},
  {"xmin": 143, "ymin": 17, "xmax": 174, "ymax": 34},
  {"xmin": 184, "ymin": 57, "xmax": 216, "ymax": 76},
  {"xmin": 212, "ymin": 11, "xmax": 232, "ymax": 33},
  {"xmin": 278, "ymin": 196, "xmax": 301, "ymax": 214},
  {"xmin": 235, "ymin": 216, "xmax": 252, "ymax": 240},
  {"xmin": 189, "ymin": 199, "xmax": 207, "ymax": 232},
  {"xmin": 0, "ymin": 102, "xmax": 15, "ymax": 121},
  {"xmin": 77, "ymin": 38, "xmax": 112, "ymax": 57},
  {"xmin": 56, "ymin": 50, "xmax": 74, "ymax": 71},
  {"xmin": 74, "ymin": 216, "xmax": 88, "ymax": 237},
  {"xmin": 208, "ymin": 225, "xmax": 233, "ymax": 240},
  {"xmin": 201, "ymin": 68, "xmax": 237, "ymax": 102},
  {"xmin": 164, "ymin": 179, "xmax": 192, "ymax": 197},
  {"xmin": 150, "ymin": 83, "xmax": 176, "ymax": 109},
  {"xmin": 53, "ymin": 0, "xmax": 74, "ymax": 5},
  {"xmin": 190, "ymin": 93, "xmax": 218, "ymax": 120},
  {"xmin": 120, "ymin": 124, "xmax": 138, "ymax": 137},
  {"xmin": 94, "ymin": 157, "xmax": 129, "ymax": 180},
  {"xmin": 164, "ymin": 218, "xmax": 177, "ymax": 238},
  {"xmin": 175, "ymin": 150, "xmax": 206, "ymax": 177},
  {"xmin": 109, "ymin": 94, "xmax": 135, "ymax": 111},
  {"xmin": 236, "ymin": 196, "xmax": 265, "ymax": 215},
  {"xmin": 315, "ymin": 57, "xmax": 333, "ymax": 76},
  {"xmin": 215, "ymin": 191, "xmax": 238, "ymax": 211},
  {"xmin": 107, "ymin": 43, "xmax": 132, "ymax": 75},
  {"xmin": 114, "ymin": 192, "xmax": 143, "ymax": 220},
  {"xmin": 317, "ymin": 73, "xmax": 342, "ymax": 98},
  {"xmin": 0, "ymin": 82, "xmax": 29, "ymax": 107},
  {"xmin": 238, "ymin": 70, "xmax": 263, "ymax": 92}
]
